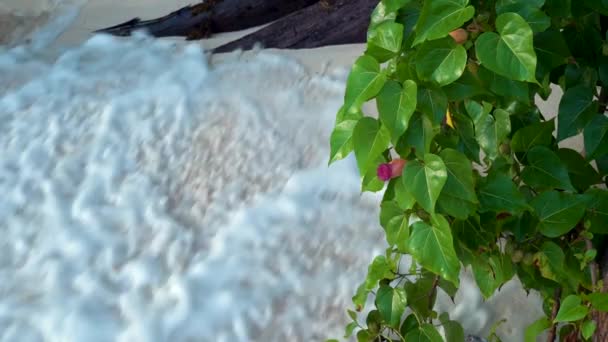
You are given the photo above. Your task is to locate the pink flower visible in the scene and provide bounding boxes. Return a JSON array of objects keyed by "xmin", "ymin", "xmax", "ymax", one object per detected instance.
[{"xmin": 377, "ymin": 159, "xmax": 406, "ymax": 181}]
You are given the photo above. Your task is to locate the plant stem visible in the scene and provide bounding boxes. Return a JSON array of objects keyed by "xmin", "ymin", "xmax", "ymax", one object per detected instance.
[
  {"xmin": 599, "ymin": 87, "xmax": 608, "ymax": 115},
  {"xmin": 547, "ymin": 288, "xmax": 562, "ymax": 342}
]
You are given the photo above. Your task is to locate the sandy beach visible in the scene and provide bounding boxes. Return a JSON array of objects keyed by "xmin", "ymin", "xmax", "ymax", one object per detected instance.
[{"xmin": 0, "ymin": 1, "xmax": 581, "ymax": 341}]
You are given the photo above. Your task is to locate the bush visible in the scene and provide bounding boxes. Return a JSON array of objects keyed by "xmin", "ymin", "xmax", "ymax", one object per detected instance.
[{"xmin": 328, "ymin": 0, "xmax": 608, "ymax": 341}]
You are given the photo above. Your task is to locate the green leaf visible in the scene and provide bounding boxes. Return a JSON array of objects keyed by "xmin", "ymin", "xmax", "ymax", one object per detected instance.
[
  {"xmin": 361, "ymin": 154, "xmax": 387, "ymax": 192},
  {"xmin": 557, "ymin": 148, "xmax": 601, "ymax": 192},
  {"xmin": 534, "ymin": 29, "xmax": 571, "ymax": 76},
  {"xmin": 329, "ymin": 119, "xmax": 358, "ymax": 164},
  {"xmin": 416, "ymin": 37, "xmax": 467, "ymax": 86},
  {"xmin": 472, "ymin": 252, "xmax": 514, "ymax": 299},
  {"xmin": 370, "ymin": 2, "xmax": 396, "ymax": 28},
  {"xmin": 475, "ymin": 108, "xmax": 511, "ymax": 161},
  {"xmin": 406, "ymin": 215, "xmax": 461, "ymax": 286},
  {"xmin": 401, "ymin": 112, "xmax": 437, "ymax": 159},
  {"xmin": 404, "ymin": 323, "xmax": 444, "ymax": 342},
  {"xmin": 380, "ymin": 201, "xmax": 410, "ymax": 251},
  {"xmin": 347, "ymin": 309, "xmax": 358, "ymax": 321},
  {"xmin": 367, "ymin": 21, "xmax": 405, "ymax": 63},
  {"xmin": 465, "ymin": 99, "xmax": 492, "ymax": 129},
  {"xmin": 584, "ymin": 114, "xmax": 608, "ymax": 160},
  {"xmin": 344, "ymin": 322, "xmax": 358, "ymax": 338},
  {"xmin": 452, "ymin": 112, "xmax": 481, "ymax": 163},
  {"xmin": 440, "ymin": 319, "xmax": 465, "ymax": 342},
  {"xmin": 478, "ymin": 173, "xmax": 529, "ymax": 214},
  {"xmin": 400, "ymin": 314, "xmax": 420, "ymax": 336},
  {"xmin": 475, "ymin": 13, "xmax": 537, "ymax": 82},
  {"xmin": 417, "ymin": 86, "xmax": 448, "ymax": 126},
  {"xmin": 404, "ymin": 275, "xmax": 437, "ymax": 319},
  {"xmin": 438, "ymin": 277, "xmax": 458, "ymax": 300},
  {"xmin": 375, "ymin": 285, "xmax": 407, "ymax": 328},
  {"xmin": 582, "ymin": 320, "xmax": 597, "ymax": 340},
  {"xmin": 531, "ymin": 191, "xmax": 587, "ymax": 238},
  {"xmin": 356, "ymin": 329, "xmax": 373, "ymax": 342},
  {"xmin": 344, "ymin": 55, "xmax": 387, "ymax": 113},
  {"xmin": 583, "ymin": 0, "xmax": 608, "ymax": 15},
  {"xmin": 554, "ymin": 295, "xmax": 589, "ymax": 322},
  {"xmin": 402, "ymin": 153, "xmax": 448, "ymax": 213},
  {"xmin": 539, "ymin": 241, "xmax": 565, "ymax": 281},
  {"xmin": 524, "ymin": 317, "xmax": 550, "ymax": 342},
  {"xmin": 510, "ymin": 119, "xmax": 554, "ymax": 153},
  {"xmin": 495, "ymin": 0, "xmax": 550, "ymax": 33},
  {"xmin": 587, "ymin": 293, "xmax": 608, "ymax": 312},
  {"xmin": 395, "ymin": 178, "xmax": 417, "ymax": 210},
  {"xmin": 377, "ymin": 80, "xmax": 417, "ymax": 143},
  {"xmin": 353, "ymin": 117, "xmax": 391, "ymax": 176},
  {"xmin": 557, "ymin": 85, "xmax": 598, "ymax": 141},
  {"xmin": 478, "ymin": 66, "xmax": 531, "ymax": 104},
  {"xmin": 364, "ymin": 255, "xmax": 395, "ymax": 290},
  {"xmin": 453, "ymin": 215, "xmax": 494, "ymax": 250},
  {"xmin": 437, "ymin": 149, "xmax": 478, "ymax": 219},
  {"xmin": 413, "ymin": 0, "xmax": 475, "ymax": 46},
  {"xmin": 443, "ymin": 67, "xmax": 490, "ymax": 101},
  {"xmin": 544, "ymin": 0, "xmax": 571, "ymax": 17},
  {"xmin": 520, "ymin": 146, "xmax": 575, "ymax": 191},
  {"xmin": 382, "ymin": 0, "xmax": 413, "ymax": 12},
  {"xmin": 585, "ymin": 188, "xmax": 608, "ymax": 234}
]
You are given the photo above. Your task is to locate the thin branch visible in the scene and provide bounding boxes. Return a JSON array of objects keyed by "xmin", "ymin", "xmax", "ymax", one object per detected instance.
[{"xmin": 547, "ymin": 288, "xmax": 562, "ymax": 342}]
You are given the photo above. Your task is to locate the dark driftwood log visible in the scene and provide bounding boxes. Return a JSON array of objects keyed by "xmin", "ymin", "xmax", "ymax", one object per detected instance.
[
  {"xmin": 213, "ymin": 0, "xmax": 374, "ymax": 52},
  {"xmin": 96, "ymin": 0, "xmax": 318, "ymax": 39},
  {"xmin": 95, "ymin": 0, "xmax": 373, "ymax": 51}
]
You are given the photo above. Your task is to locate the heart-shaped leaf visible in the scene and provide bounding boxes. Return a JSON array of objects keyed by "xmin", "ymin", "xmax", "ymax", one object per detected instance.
[
  {"xmin": 353, "ymin": 117, "xmax": 391, "ymax": 176},
  {"xmin": 437, "ymin": 149, "xmax": 478, "ymax": 219},
  {"xmin": 377, "ymin": 80, "xmax": 417, "ymax": 143},
  {"xmin": 557, "ymin": 148, "xmax": 601, "ymax": 192},
  {"xmin": 375, "ymin": 285, "xmax": 407, "ymax": 328},
  {"xmin": 405, "ymin": 323, "xmax": 444, "ymax": 342},
  {"xmin": 344, "ymin": 55, "xmax": 387, "ymax": 113},
  {"xmin": 402, "ymin": 153, "xmax": 448, "ymax": 213},
  {"xmin": 367, "ymin": 21, "xmax": 405, "ymax": 62},
  {"xmin": 584, "ymin": 114, "xmax": 608, "ymax": 160},
  {"xmin": 478, "ymin": 173, "xmax": 529, "ymax": 214},
  {"xmin": 584, "ymin": 188, "xmax": 608, "ymax": 234},
  {"xmin": 554, "ymin": 295, "xmax": 589, "ymax": 322},
  {"xmin": 329, "ymin": 119, "xmax": 358, "ymax": 164},
  {"xmin": 400, "ymin": 112, "xmax": 438, "ymax": 159},
  {"xmin": 557, "ymin": 85, "xmax": 598, "ymax": 141},
  {"xmin": 521, "ymin": 145, "xmax": 575, "ymax": 191},
  {"xmin": 406, "ymin": 215, "xmax": 461, "ymax": 286},
  {"xmin": 587, "ymin": 293, "xmax": 608, "ymax": 312},
  {"xmin": 524, "ymin": 317, "xmax": 551, "ymax": 342},
  {"xmin": 417, "ymin": 86, "xmax": 448, "ymax": 125},
  {"xmin": 413, "ymin": 0, "xmax": 475, "ymax": 46},
  {"xmin": 510, "ymin": 119, "xmax": 555, "ymax": 153},
  {"xmin": 475, "ymin": 109, "xmax": 511, "ymax": 161},
  {"xmin": 531, "ymin": 191, "xmax": 587, "ymax": 238},
  {"xmin": 496, "ymin": 0, "xmax": 550, "ymax": 33},
  {"xmin": 475, "ymin": 13, "xmax": 537, "ymax": 82},
  {"xmin": 416, "ymin": 37, "xmax": 467, "ymax": 86}
]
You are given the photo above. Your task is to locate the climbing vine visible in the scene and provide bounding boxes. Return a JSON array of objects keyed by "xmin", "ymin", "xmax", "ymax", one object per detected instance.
[{"xmin": 328, "ymin": 0, "xmax": 608, "ymax": 341}]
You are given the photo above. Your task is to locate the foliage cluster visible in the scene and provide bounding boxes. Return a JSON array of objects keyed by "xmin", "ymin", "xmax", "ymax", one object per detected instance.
[{"xmin": 328, "ymin": 0, "xmax": 608, "ymax": 341}]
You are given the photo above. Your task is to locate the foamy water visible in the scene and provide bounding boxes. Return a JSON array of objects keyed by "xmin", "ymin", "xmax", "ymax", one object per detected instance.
[{"xmin": 0, "ymin": 6, "xmax": 545, "ymax": 342}]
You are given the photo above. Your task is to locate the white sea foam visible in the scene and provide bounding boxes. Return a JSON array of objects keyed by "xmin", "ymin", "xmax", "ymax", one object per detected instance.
[{"xmin": 0, "ymin": 11, "xmax": 545, "ymax": 341}]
